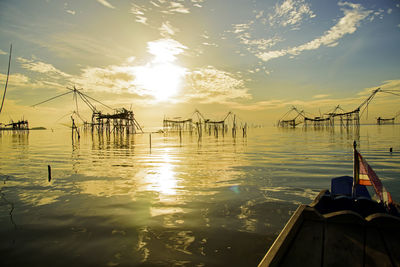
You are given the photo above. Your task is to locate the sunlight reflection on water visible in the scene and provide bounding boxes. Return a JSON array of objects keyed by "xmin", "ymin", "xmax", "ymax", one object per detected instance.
[{"xmin": 0, "ymin": 125, "xmax": 399, "ymax": 266}]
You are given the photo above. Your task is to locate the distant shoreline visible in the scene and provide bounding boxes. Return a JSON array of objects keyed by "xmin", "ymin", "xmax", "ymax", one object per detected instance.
[{"xmin": 0, "ymin": 126, "xmax": 46, "ymax": 131}]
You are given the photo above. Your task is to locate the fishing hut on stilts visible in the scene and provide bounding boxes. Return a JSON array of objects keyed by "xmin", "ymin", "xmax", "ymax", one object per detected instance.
[
  {"xmin": 277, "ymin": 88, "xmax": 393, "ymax": 129},
  {"xmin": 163, "ymin": 109, "xmax": 247, "ymax": 138},
  {"xmin": 32, "ymin": 86, "xmax": 143, "ymax": 139},
  {"xmin": 377, "ymin": 117, "xmax": 395, "ymax": 125}
]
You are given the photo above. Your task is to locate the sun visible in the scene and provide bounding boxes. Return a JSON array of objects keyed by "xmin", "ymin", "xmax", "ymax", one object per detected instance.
[
  {"xmin": 134, "ymin": 62, "xmax": 186, "ymax": 101},
  {"xmin": 133, "ymin": 39, "xmax": 187, "ymax": 101}
]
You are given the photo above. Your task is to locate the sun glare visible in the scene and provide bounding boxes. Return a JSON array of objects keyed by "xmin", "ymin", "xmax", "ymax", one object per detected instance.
[
  {"xmin": 133, "ymin": 39, "xmax": 187, "ymax": 101},
  {"xmin": 134, "ymin": 62, "xmax": 186, "ymax": 101}
]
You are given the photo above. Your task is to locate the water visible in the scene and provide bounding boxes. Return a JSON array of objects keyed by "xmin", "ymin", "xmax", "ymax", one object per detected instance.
[{"xmin": 0, "ymin": 125, "xmax": 399, "ymax": 266}]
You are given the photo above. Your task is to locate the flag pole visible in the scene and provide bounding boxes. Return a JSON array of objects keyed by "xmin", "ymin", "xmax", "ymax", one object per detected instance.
[{"xmin": 353, "ymin": 141, "xmax": 359, "ymax": 198}]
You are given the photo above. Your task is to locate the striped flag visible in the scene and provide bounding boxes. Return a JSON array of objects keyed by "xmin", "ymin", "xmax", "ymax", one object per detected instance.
[{"xmin": 356, "ymin": 151, "xmax": 393, "ymax": 206}]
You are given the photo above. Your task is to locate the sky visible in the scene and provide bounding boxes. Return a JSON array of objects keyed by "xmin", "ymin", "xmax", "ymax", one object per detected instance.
[{"xmin": 0, "ymin": 0, "xmax": 399, "ymax": 128}]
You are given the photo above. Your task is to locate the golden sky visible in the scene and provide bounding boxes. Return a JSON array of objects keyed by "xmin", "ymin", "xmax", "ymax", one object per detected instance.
[{"xmin": 0, "ymin": 0, "xmax": 399, "ymax": 128}]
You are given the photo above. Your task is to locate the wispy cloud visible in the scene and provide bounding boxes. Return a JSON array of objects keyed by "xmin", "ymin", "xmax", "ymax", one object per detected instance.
[
  {"xmin": 0, "ymin": 72, "xmax": 65, "ymax": 92},
  {"xmin": 183, "ymin": 66, "xmax": 251, "ymax": 103},
  {"xmin": 358, "ymin": 79, "xmax": 400, "ymax": 96},
  {"xmin": 96, "ymin": 0, "xmax": 115, "ymax": 9},
  {"xmin": 162, "ymin": 2, "xmax": 190, "ymax": 14},
  {"xmin": 232, "ymin": 22, "xmax": 252, "ymax": 34},
  {"xmin": 312, "ymin": 94, "xmax": 330, "ymax": 99},
  {"xmin": 0, "ymin": 73, "xmax": 30, "ymax": 87},
  {"xmin": 257, "ymin": 2, "xmax": 372, "ymax": 62},
  {"xmin": 159, "ymin": 21, "xmax": 178, "ymax": 37},
  {"xmin": 230, "ymin": 20, "xmax": 283, "ymax": 54},
  {"xmin": 269, "ymin": 0, "xmax": 315, "ymax": 27},
  {"xmin": 45, "ymin": 33, "xmax": 131, "ymax": 61},
  {"xmin": 17, "ymin": 57, "xmax": 71, "ymax": 78},
  {"xmin": 66, "ymin": 10, "xmax": 76, "ymax": 15},
  {"xmin": 71, "ymin": 64, "xmax": 137, "ymax": 94},
  {"xmin": 130, "ymin": 3, "xmax": 148, "ymax": 24}
]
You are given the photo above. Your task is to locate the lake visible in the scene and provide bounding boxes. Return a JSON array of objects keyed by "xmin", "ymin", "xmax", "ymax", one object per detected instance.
[{"xmin": 1, "ymin": 125, "xmax": 399, "ymax": 266}]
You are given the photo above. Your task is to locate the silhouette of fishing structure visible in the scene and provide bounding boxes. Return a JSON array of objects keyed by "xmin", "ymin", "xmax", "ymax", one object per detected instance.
[
  {"xmin": 0, "ymin": 44, "xmax": 29, "ymax": 132},
  {"xmin": 277, "ymin": 88, "xmax": 397, "ymax": 128},
  {"xmin": 32, "ymin": 86, "xmax": 143, "ymax": 140},
  {"xmin": 163, "ymin": 109, "xmax": 247, "ymax": 138},
  {"xmin": 376, "ymin": 90, "xmax": 400, "ymax": 124},
  {"xmin": 377, "ymin": 117, "xmax": 395, "ymax": 125}
]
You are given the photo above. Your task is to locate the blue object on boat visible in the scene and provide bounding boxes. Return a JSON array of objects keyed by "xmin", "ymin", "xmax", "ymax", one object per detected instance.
[{"xmin": 331, "ymin": 176, "xmax": 370, "ymax": 198}]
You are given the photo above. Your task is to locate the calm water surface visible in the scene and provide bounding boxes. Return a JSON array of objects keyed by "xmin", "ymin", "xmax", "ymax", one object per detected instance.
[{"xmin": 1, "ymin": 125, "xmax": 399, "ymax": 266}]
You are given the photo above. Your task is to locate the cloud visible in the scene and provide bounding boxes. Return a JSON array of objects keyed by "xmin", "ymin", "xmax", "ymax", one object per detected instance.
[
  {"xmin": 147, "ymin": 38, "xmax": 187, "ymax": 63},
  {"xmin": 159, "ymin": 21, "xmax": 179, "ymax": 37},
  {"xmin": 162, "ymin": 2, "xmax": 190, "ymax": 14},
  {"xmin": 183, "ymin": 66, "xmax": 251, "ymax": 103},
  {"xmin": 0, "ymin": 49, "xmax": 7, "ymax": 55},
  {"xmin": 357, "ymin": 79, "xmax": 400, "ymax": 96},
  {"xmin": 17, "ymin": 57, "xmax": 71, "ymax": 78},
  {"xmin": 0, "ymin": 72, "xmax": 65, "ymax": 91},
  {"xmin": 230, "ymin": 20, "xmax": 283, "ymax": 54},
  {"xmin": 135, "ymin": 16, "xmax": 148, "ymax": 25},
  {"xmin": 227, "ymin": 99, "xmax": 287, "ymax": 111},
  {"xmin": 130, "ymin": 3, "xmax": 146, "ymax": 15},
  {"xmin": 0, "ymin": 73, "xmax": 30, "ymax": 87},
  {"xmin": 269, "ymin": 0, "xmax": 315, "ymax": 27},
  {"xmin": 70, "ymin": 39, "xmax": 188, "ymax": 99},
  {"xmin": 96, "ymin": 0, "xmax": 115, "ymax": 9},
  {"xmin": 71, "ymin": 64, "xmax": 137, "ymax": 94},
  {"xmin": 257, "ymin": 2, "xmax": 372, "ymax": 62},
  {"xmin": 232, "ymin": 22, "xmax": 252, "ymax": 34},
  {"xmin": 312, "ymin": 94, "xmax": 330, "ymax": 99},
  {"xmin": 70, "ymin": 61, "xmax": 250, "ymax": 105},
  {"xmin": 66, "ymin": 10, "xmax": 76, "ymax": 15},
  {"xmin": 44, "ymin": 32, "xmax": 131, "ymax": 61},
  {"xmin": 131, "ymin": 3, "xmax": 148, "ymax": 24}
]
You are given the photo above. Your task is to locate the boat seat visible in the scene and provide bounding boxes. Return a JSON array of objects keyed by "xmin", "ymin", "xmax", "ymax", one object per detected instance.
[
  {"xmin": 331, "ymin": 176, "xmax": 353, "ymax": 196},
  {"xmin": 331, "ymin": 175, "xmax": 370, "ymax": 198}
]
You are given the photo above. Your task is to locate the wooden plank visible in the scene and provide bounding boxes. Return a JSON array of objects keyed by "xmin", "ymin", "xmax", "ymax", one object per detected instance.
[
  {"xmin": 323, "ymin": 211, "xmax": 365, "ymax": 267},
  {"xmin": 367, "ymin": 214, "xmax": 400, "ymax": 266},
  {"xmin": 258, "ymin": 205, "xmax": 306, "ymax": 267},
  {"xmin": 280, "ymin": 219, "xmax": 324, "ymax": 267},
  {"xmin": 364, "ymin": 226, "xmax": 392, "ymax": 267}
]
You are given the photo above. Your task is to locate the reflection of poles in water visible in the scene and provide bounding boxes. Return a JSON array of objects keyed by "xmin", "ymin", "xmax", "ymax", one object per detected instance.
[
  {"xmin": 149, "ymin": 133, "xmax": 152, "ymax": 150},
  {"xmin": 71, "ymin": 116, "xmax": 80, "ymax": 142},
  {"xmin": 179, "ymin": 125, "xmax": 182, "ymax": 144},
  {"xmin": 232, "ymin": 114, "xmax": 236, "ymax": 138},
  {"xmin": 242, "ymin": 123, "xmax": 247, "ymax": 137}
]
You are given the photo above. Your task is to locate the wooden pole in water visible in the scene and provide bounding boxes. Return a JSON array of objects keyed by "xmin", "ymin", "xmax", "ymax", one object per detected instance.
[
  {"xmin": 352, "ymin": 141, "xmax": 359, "ymax": 197},
  {"xmin": 48, "ymin": 165, "xmax": 52, "ymax": 182},
  {"xmin": 0, "ymin": 44, "xmax": 12, "ymax": 114},
  {"xmin": 149, "ymin": 133, "xmax": 152, "ymax": 149}
]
